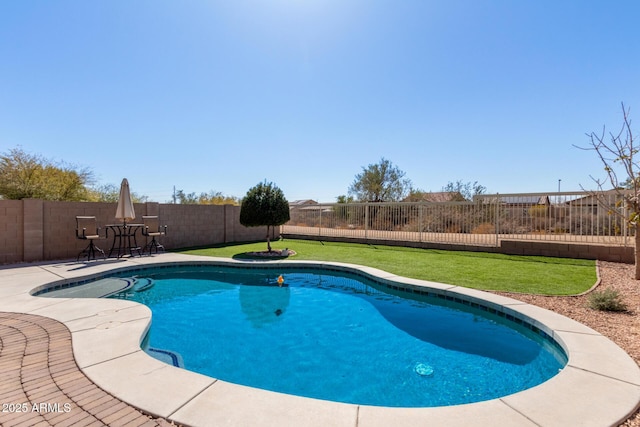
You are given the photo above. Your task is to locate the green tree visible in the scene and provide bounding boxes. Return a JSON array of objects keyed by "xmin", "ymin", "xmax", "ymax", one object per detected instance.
[
  {"xmin": 0, "ymin": 147, "xmax": 93, "ymax": 200},
  {"xmin": 172, "ymin": 189, "xmax": 239, "ymax": 205},
  {"xmin": 335, "ymin": 195, "xmax": 354, "ymax": 203},
  {"xmin": 577, "ymin": 103, "xmax": 640, "ymax": 278},
  {"xmin": 174, "ymin": 190, "xmax": 199, "ymax": 204},
  {"xmin": 348, "ymin": 158, "xmax": 412, "ymax": 202},
  {"xmin": 240, "ymin": 181, "xmax": 290, "ymax": 252},
  {"xmin": 198, "ymin": 190, "xmax": 239, "ymax": 205},
  {"xmin": 88, "ymin": 183, "xmax": 148, "ymax": 203}
]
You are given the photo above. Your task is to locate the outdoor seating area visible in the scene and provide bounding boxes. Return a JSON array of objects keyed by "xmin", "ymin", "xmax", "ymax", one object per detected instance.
[{"xmin": 74, "ymin": 179, "xmax": 168, "ymax": 261}]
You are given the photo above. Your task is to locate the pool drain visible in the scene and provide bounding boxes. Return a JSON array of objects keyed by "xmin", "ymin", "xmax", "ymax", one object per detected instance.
[{"xmin": 415, "ymin": 363, "xmax": 434, "ymax": 376}]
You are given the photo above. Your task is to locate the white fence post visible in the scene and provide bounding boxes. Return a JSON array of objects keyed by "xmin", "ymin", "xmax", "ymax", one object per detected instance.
[
  {"xmin": 365, "ymin": 203, "xmax": 369, "ymax": 240},
  {"xmin": 419, "ymin": 203, "xmax": 423, "ymax": 242},
  {"xmin": 495, "ymin": 194, "xmax": 500, "ymax": 247}
]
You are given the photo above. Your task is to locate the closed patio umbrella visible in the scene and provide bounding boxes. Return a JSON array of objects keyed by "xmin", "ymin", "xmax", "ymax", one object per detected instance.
[{"xmin": 115, "ymin": 178, "xmax": 136, "ymax": 225}]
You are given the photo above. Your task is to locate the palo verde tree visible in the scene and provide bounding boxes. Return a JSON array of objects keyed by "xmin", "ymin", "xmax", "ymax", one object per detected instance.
[
  {"xmin": 0, "ymin": 147, "xmax": 93, "ymax": 201},
  {"xmin": 87, "ymin": 183, "xmax": 148, "ymax": 203},
  {"xmin": 577, "ymin": 103, "xmax": 640, "ymax": 279},
  {"xmin": 240, "ymin": 181, "xmax": 290, "ymax": 252},
  {"xmin": 348, "ymin": 158, "xmax": 412, "ymax": 202}
]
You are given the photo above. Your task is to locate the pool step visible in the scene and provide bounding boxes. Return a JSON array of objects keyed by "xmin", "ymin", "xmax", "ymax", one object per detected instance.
[
  {"xmin": 43, "ymin": 278, "xmax": 135, "ymax": 298},
  {"xmin": 133, "ymin": 277, "xmax": 155, "ymax": 292},
  {"xmin": 147, "ymin": 348, "xmax": 184, "ymax": 368}
]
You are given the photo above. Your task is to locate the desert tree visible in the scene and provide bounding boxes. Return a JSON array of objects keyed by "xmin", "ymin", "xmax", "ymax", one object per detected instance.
[
  {"xmin": 348, "ymin": 158, "xmax": 412, "ymax": 202},
  {"xmin": 0, "ymin": 147, "xmax": 93, "ymax": 201},
  {"xmin": 88, "ymin": 183, "xmax": 148, "ymax": 203},
  {"xmin": 169, "ymin": 189, "xmax": 238, "ymax": 205},
  {"xmin": 197, "ymin": 190, "xmax": 239, "ymax": 205},
  {"xmin": 576, "ymin": 103, "xmax": 640, "ymax": 278},
  {"xmin": 240, "ymin": 181, "xmax": 290, "ymax": 252},
  {"xmin": 442, "ymin": 180, "xmax": 487, "ymax": 201}
]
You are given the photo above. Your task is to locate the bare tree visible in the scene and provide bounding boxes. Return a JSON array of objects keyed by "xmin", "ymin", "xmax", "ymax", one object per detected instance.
[{"xmin": 576, "ymin": 103, "xmax": 640, "ymax": 278}]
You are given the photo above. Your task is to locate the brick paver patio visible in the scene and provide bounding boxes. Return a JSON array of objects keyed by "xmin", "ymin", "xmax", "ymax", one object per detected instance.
[{"xmin": 0, "ymin": 312, "xmax": 176, "ymax": 427}]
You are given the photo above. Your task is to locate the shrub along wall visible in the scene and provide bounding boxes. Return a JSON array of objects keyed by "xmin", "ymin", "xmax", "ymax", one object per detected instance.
[{"xmin": 0, "ymin": 199, "xmax": 273, "ymax": 264}]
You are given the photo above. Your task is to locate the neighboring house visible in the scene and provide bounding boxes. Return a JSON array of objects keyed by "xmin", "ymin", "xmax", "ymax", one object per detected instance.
[
  {"xmin": 564, "ymin": 190, "xmax": 630, "ymax": 236},
  {"xmin": 504, "ymin": 196, "xmax": 550, "ymax": 217},
  {"xmin": 288, "ymin": 200, "xmax": 334, "ymax": 227},
  {"xmin": 567, "ymin": 190, "xmax": 624, "ymax": 216},
  {"xmin": 289, "ymin": 199, "xmax": 333, "ymax": 213},
  {"xmin": 503, "ymin": 195, "xmax": 550, "ymax": 206},
  {"xmin": 289, "ymin": 199, "xmax": 318, "ymax": 208},
  {"xmin": 476, "ymin": 195, "xmax": 551, "ymax": 206},
  {"xmin": 473, "ymin": 195, "xmax": 551, "ymax": 220}
]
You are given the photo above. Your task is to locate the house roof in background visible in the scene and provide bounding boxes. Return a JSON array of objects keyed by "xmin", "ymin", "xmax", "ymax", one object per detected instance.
[{"xmin": 289, "ymin": 199, "xmax": 318, "ymax": 206}]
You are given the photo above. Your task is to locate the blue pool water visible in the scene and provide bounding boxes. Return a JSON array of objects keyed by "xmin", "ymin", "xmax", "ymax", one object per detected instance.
[{"xmin": 107, "ymin": 265, "xmax": 566, "ymax": 407}]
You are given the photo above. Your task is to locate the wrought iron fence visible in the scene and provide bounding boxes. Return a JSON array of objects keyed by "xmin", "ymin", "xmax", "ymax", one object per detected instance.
[{"xmin": 283, "ymin": 191, "xmax": 631, "ymax": 247}]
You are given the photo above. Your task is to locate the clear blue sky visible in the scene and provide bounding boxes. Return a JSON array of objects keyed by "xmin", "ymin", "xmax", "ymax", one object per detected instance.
[{"xmin": 1, "ymin": 1, "xmax": 639, "ymax": 203}]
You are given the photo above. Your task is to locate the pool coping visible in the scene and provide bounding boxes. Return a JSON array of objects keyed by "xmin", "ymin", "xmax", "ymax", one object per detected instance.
[{"xmin": 1, "ymin": 252, "xmax": 639, "ymax": 427}]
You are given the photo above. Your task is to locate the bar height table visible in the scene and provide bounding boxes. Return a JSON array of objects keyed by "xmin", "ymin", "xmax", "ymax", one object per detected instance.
[{"xmin": 106, "ymin": 223, "xmax": 143, "ymax": 258}]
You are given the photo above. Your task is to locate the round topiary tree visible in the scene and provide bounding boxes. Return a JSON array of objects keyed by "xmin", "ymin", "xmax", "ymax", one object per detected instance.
[{"xmin": 240, "ymin": 181, "xmax": 290, "ymax": 252}]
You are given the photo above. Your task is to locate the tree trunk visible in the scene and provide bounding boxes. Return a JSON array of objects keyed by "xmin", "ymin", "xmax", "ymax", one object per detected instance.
[
  {"xmin": 266, "ymin": 225, "xmax": 272, "ymax": 252},
  {"xmin": 635, "ymin": 225, "xmax": 640, "ymax": 280}
]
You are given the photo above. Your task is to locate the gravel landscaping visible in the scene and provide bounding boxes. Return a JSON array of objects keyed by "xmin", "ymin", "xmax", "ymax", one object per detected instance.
[{"xmin": 496, "ymin": 261, "xmax": 640, "ymax": 427}]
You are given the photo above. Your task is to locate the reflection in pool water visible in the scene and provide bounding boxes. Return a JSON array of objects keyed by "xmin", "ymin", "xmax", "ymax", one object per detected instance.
[{"xmin": 96, "ymin": 265, "xmax": 567, "ymax": 407}]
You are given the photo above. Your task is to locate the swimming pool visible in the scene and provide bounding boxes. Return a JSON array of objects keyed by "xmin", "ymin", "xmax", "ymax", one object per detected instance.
[{"xmin": 38, "ymin": 263, "xmax": 567, "ymax": 407}]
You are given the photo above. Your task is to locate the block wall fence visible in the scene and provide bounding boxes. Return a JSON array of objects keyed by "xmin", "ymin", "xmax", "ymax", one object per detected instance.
[
  {"xmin": 0, "ymin": 199, "xmax": 633, "ymax": 265},
  {"xmin": 0, "ymin": 199, "xmax": 274, "ymax": 264}
]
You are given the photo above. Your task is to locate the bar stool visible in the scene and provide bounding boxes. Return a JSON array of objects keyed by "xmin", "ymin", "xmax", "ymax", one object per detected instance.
[
  {"xmin": 142, "ymin": 215, "xmax": 167, "ymax": 254},
  {"xmin": 75, "ymin": 216, "xmax": 106, "ymax": 261}
]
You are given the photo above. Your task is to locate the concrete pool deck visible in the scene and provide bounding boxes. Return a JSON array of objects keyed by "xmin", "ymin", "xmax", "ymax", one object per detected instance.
[{"xmin": 0, "ymin": 253, "xmax": 639, "ymax": 427}]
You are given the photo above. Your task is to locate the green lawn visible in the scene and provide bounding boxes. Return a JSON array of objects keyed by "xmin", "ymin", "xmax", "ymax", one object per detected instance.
[{"xmin": 178, "ymin": 239, "xmax": 597, "ymax": 296}]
